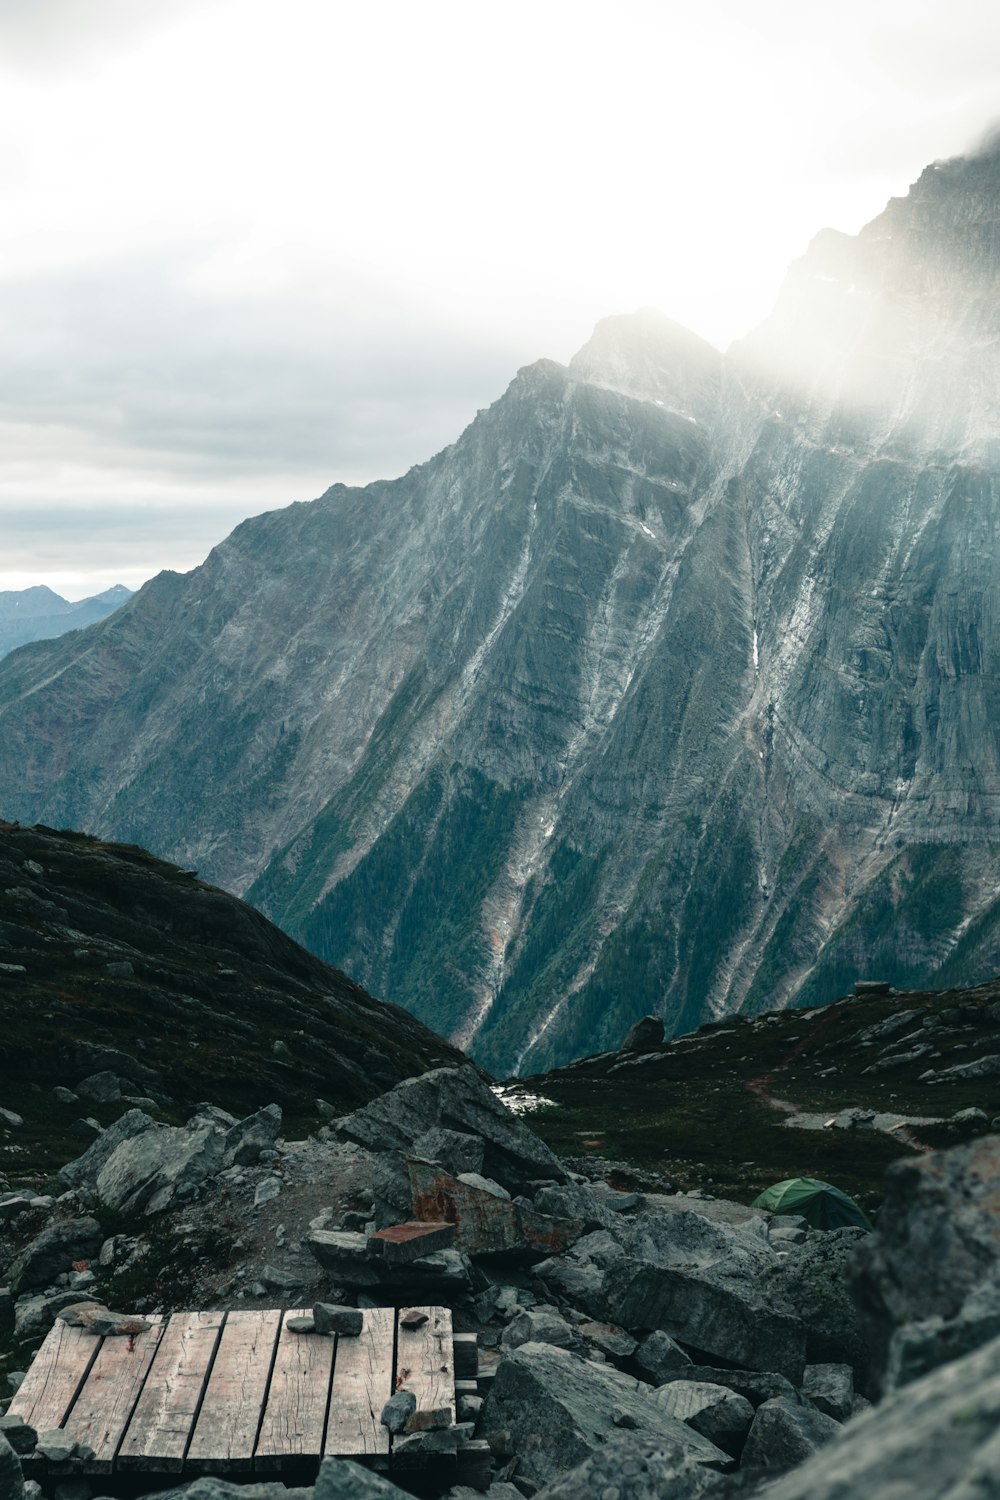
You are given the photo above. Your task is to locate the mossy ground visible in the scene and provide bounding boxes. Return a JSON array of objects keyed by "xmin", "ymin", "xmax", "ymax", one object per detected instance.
[{"xmin": 519, "ymin": 983, "xmax": 1000, "ymax": 1217}]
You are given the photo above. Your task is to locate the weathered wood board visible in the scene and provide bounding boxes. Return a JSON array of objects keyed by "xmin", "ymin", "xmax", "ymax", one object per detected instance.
[
  {"xmin": 61, "ymin": 1315, "xmax": 167, "ymax": 1473},
  {"xmin": 254, "ymin": 1309, "xmax": 336, "ymax": 1471},
  {"xmin": 8, "ymin": 1321, "xmax": 100, "ymax": 1433},
  {"xmin": 117, "ymin": 1311, "xmax": 225, "ymax": 1472},
  {"xmin": 187, "ymin": 1309, "xmax": 283, "ymax": 1472},
  {"xmin": 323, "ymin": 1305, "xmax": 395, "ymax": 1458}
]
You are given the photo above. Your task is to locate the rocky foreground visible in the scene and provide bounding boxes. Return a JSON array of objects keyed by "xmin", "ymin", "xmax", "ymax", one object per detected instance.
[{"xmin": 2, "ymin": 1064, "xmax": 1000, "ymax": 1499}]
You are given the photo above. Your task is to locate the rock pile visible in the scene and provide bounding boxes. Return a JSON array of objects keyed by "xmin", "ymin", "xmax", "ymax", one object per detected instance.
[{"xmin": 3, "ymin": 1065, "xmax": 1000, "ymax": 1498}]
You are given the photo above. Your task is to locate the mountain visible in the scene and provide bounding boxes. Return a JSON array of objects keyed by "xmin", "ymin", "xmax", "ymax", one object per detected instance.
[
  {"xmin": 3, "ymin": 146, "xmax": 1000, "ymax": 1074},
  {"xmin": 0, "ymin": 584, "xmax": 131, "ymax": 658},
  {"xmin": 0, "ymin": 819, "xmax": 468, "ymax": 1179}
]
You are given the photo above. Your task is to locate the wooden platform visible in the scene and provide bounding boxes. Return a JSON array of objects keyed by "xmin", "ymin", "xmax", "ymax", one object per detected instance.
[{"xmin": 9, "ymin": 1306, "xmax": 479, "ymax": 1482}]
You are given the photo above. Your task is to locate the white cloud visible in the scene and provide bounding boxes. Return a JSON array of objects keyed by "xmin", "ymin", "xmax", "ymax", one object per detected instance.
[{"xmin": 2, "ymin": 0, "xmax": 1000, "ymax": 592}]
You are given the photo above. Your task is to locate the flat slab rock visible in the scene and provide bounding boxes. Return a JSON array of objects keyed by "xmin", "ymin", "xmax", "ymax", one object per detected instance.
[
  {"xmin": 531, "ymin": 1432, "xmax": 723, "ymax": 1499},
  {"xmin": 481, "ymin": 1341, "xmax": 728, "ymax": 1488}
]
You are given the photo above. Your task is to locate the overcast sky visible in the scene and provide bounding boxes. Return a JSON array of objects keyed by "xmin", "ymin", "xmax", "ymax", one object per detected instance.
[{"xmin": 2, "ymin": 0, "xmax": 999, "ymax": 599}]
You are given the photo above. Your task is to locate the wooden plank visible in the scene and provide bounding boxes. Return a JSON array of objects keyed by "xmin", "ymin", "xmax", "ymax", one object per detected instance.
[
  {"xmin": 254, "ymin": 1308, "xmax": 336, "ymax": 1471},
  {"xmin": 322, "ymin": 1305, "xmax": 395, "ymax": 1458},
  {"xmin": 62, "ymin": 1315, "xmax": 166, "ymax": 1474},
  {"xmin": 7, "ymin": 1322, "xmax": 101, "ymax": 1434},
  {"xmin": 395, "ymin": 1305, "xmax": 454, "ymax": 1427},
  {"xmin": 117, "ymin": 1311, "xmax": 225, "ymax": 1472},
  {"xmin": 187, "ymin": 1309, "xmax": 283, "ymax": 1472}
]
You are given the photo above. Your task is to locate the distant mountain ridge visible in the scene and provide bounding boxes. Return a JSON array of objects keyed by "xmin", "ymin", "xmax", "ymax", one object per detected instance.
[
  {"xmin": 3, "ymin": 145, "xmax": 1000, "ymax": 1074},
  {"xmin": 0, "ymin": 583, "xmax": 131, "ymax": 658}
]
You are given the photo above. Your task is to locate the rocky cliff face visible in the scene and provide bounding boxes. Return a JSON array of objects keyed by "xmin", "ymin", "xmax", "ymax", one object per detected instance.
[{"xmin": 3, "ymin": 146, "xmax": 1000, "ymax": 1074}]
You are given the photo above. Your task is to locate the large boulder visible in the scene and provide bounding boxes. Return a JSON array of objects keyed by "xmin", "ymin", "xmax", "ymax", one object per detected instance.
[
  {"xmin": 57, "ymin": 1109, "xmax": 157, "ymax": 1190},
  {"xmin": 223, "ymin": 1105, "xmax": 281, "ymax": 1167},
  {"xmin": 480, "ymin": 1341, "xmax": 729, "ymax": 1489},
  {"xmin": 335, "ymin": 1067, "xmax": 566, "ymax": 1192},
  {"xmin": 95, "ymin": 1124, "xmax": 225, "ymax": 1215},
  {"xmin": 748, "ymin": 1329, "xmax": 1000, "ymax": 1499},
  {"xmin": 763, "ymin": 1229, "xmax": 873, "ymax": 1390},
  {"xmin": 5, "ymin": 1218, "xmax": 103, "ymax": 1295},
  {"xmin": 853, "ymin": 1133, "xmax": 1000, "ymax": 1390},
  {"xmin": 620, "ymin": 1016, "xmax": 665, "ymax": 1052},
  {"xmin": 740, "ymin": 1397, "xmax": 840, "ymax": 1473},
  {"xmin": 532, "ymin": 1432, "xmax": 722, "ymax": 1498}
]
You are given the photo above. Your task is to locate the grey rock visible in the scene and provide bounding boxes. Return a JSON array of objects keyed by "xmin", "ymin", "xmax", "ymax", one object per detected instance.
[
  {"xmin": 0, "ymin": 1417, "xmax": 34, "ymax": 1456},
  {"xmin": 223, "ymin": 1105, "xmax": 282, "ymax": 1168},
  {"xmin": 853, "ymin": 1133, "xmax": 1000, "ymax": 1389},
  {"xmin": 533, "ymin": 1182, "xmax": 617, "ymax": 1231},
  {"xmin": 928, "ymin": 1052, "xmax": 1000, "ymax": 1082},
  {"xmin": 529, "ymin": 1432, "xmax": 723, "ymax": 1498},
  {"xmin": 95, "ymin": 1123, "xmax": 224, "ymax": 1215},
  {"xmin": 285, "ymin": 1316, "xmax": 315, "ymax": 1334},
  {"xmin": 52, "ymin": 1088, "xmax": 78, "ymax": 1105},
  {"xmin": 666, "ymin": 1365, "xmax": 799, "ymax": 1409},
  {"xmin": 603, "ymin": 1257, "xmax": 806, "ymax": 1384},
  {"xmin": 740, "ymin": 1397, "xmax": 840, "ymax": 1472},
  {"xmin": 5, "ymin": 1218, "xmax": 102, "ymax": 1295},
  {"xmin": 393, "ymin": 1422, "xmax": 473, "ymax": 1455},
  {"xmin": 455, "ymin": 1171, "xmax": 510, "ymax": 1200},
  {"xmin": 258, "ymin": 1264, "xmax": 304, "ymax": 1291},
  {"xmin": 652, "ymin": 1380, "xmax": 755, "ymax": 1457},
  {"xmin": 801, "ymin": 1362, "xmax": 854, "ymax": 1421},
  {"xmin": 312, "ymin": 1303, "xmax": 363, "ymax": 1337},
  {"xmin": 411, "ymin": 1126, "xmax": 485, "ymax": 1176},
  {"xmin": 69, "ymin": 1118, "xmax": 101, "ymax": 1141},
  {"xmin": 882, "ymin": 1268, "xmax": 1000, "ymax": 1392},
  {"xmin": 315, "ymin": 1458, "xmax": 408, "ymax": 1498},
  {"xmin": 621, "ymin": 1016, "xmax": 665, "ymax": 1051},
  {"xmin": 501, "ymin": 1307, "xmax": 578, "ymax": 1349},
  {"xmin": 0, "ymin": 1432, "xmax": 23, "ymax": 1500},
  {"xmin": 253, "ymin": 1176, "xmax": 282, "ymax": 1207},
  {"xmin": 0, "ymin": 1196, "xmax": 34, "ymax": 1224},
  {"xmin": 750, "ymin": 1329, "xmax": 1000, "ymax": 1498},
  {"xmin": 34, "ymin": 1429, "xmax": 78, "ymax": 1463},
  {"xmin": 58, "ymin": 1109, "xmax": 158, "ymax": 1190},
  {"xmin": 13, "ymin": 1290, "xmax": 98, "ymax": 1341},
  {"xmin": 578, "ymin": 1320, "xmax": 638, "ymax": 1359},
  {"xmin": 481, "ymin": 1341, "xmax": 729, "ymax": 1488},
  {"xmin": 635, "ymin": 1329, "xmax": 693, "ymax": 1381},
  {"xmin": 380, "ymin": 1389, "xmax": 417, "ymax": 1434},
  {"xmin": 763, "ymin": 1229, "xmax": 871, "ymax": 1387},
  {"xmin": 336, "ymin": 1067, "xmax": 566, "ymax": 1192},
  {"xmin": 0, "ymin": 1109, "xmax": 24, "ymax": 1130},
  {"xmin": 74, "ymin": 1072, "xmax": 121, "ymax": 1104}
]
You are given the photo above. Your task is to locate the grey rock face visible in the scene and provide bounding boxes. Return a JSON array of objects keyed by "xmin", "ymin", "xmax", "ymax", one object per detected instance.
[
  {"xmin": 635, "ymin": 1329, "xmax": 693, "ymax": 1381},
  {"xmin": 224, "ymin": 1105, "xmax": 282, "ymax": 1168},
  {"xmin": 481, "ymin": 1342, "xmax": 728, "ymax": 1488},
  {"xmin": 315, "ymin": 1457, "xmax": 408, "ymax": 1497}
]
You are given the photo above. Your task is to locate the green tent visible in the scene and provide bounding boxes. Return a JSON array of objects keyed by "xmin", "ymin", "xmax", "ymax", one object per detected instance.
[{"xmin": 751, "ymin": 1177, "xmax": 873, "ymax": 1232}]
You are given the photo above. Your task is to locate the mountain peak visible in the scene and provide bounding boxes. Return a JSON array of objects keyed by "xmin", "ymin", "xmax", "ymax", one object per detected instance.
[{"xmin": 568, "ymin": 308, "xmax": 724, "ymax": 421}]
